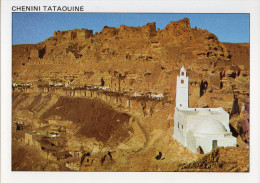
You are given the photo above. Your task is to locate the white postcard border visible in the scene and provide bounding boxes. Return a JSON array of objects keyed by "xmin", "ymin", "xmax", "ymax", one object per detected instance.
[{"xmin": 1, "ymin": 0, "xmax": 260, "ymax": 183}]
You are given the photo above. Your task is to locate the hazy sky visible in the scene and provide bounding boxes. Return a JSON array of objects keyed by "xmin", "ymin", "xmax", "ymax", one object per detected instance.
[{"xmin": 12, "ymin": 13, "xmax": 249, "ymax": 45}]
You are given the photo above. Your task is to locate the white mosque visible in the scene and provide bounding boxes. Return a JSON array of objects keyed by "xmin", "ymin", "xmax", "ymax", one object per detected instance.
[{"xmin": 173, "ymin": 66, "xmax": 237, "ymax": 154}]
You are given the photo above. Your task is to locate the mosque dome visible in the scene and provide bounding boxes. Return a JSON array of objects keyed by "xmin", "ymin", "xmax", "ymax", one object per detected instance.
[
  {"xmin": 198, "ymin": 109, "xmax": 211, "ymax": 115},
  {"xmin": 192, "ymin": 119, "xmax": 227, "ymax": 134}
]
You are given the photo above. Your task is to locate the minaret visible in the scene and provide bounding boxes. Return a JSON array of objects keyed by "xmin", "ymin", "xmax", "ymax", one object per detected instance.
[{"xmin": 176, "ymin": 66, "xmax": 189, "ymax": 108}]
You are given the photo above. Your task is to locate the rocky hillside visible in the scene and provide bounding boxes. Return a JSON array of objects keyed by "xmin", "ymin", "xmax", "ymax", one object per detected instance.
[
  {"xmin": 12, "ymin": 93, "xmax": 196, "ymax": 171},
  {"xmin": 177, "ymin": 147, "xmax": 249, "ymax": 172},
  {"xmin": 12, "ymin": 18, "xmax": 250, "ymax": 171}
]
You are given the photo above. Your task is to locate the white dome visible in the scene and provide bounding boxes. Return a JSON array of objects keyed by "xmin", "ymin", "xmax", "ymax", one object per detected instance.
[
  {"xmin": 192, "ymin": 119, "xmax": 227, "ymax": 134},
  {"xmin": 198, "ymin": 110, "xmax": 211, "ymax": 115}
]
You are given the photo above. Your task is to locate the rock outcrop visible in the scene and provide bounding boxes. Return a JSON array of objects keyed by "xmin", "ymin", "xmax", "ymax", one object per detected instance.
[{"xmin": 177, "ymin": 147, "xmax": 249, "ymax": 172}]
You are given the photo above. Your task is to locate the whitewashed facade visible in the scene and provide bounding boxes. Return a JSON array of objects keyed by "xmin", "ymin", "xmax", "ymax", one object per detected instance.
[{"xmin": 173, "ymin": 66, "xmax": 236, "ymax": 154}]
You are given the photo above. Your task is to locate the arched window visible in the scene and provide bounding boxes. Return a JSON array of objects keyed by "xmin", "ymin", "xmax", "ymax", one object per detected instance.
[
  {"xmin": 181, "ymin": 72, "xmax": 184, "ymax": 76},
  {"xmin": 181, "ymin": 80, "xmax": 184, "ymax": 84}
]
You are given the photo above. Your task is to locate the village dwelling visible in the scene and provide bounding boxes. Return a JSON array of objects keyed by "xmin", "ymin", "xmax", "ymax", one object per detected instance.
[{"xmin": 173, "ymin": 66, "xmax": 236, "ymax": 154}]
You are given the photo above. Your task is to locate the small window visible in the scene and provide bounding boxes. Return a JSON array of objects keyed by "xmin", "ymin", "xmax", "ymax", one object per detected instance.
[
  {"xmin": 178, "ymin": 123, "xmax": 179, "ymax": 128},
  {"xmin": 181, "ymin": 80, "xmax": 184, "ymax": 84},
  {"xmin": 181, "ymin": 72, "xmax": 184, "ymax": 76},
  {"xmin": 182, "ymin": 125, "xmax": 183, "ymax": 129},
  {"xmin": 180, "ymin": 104, "xmax": 182, "ymax": 107}
]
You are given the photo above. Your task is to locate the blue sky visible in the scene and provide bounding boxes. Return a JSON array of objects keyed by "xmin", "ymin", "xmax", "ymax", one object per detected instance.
[{"xmin": 12, "ymin": 13, "xmax": 249, "ymax": 45}]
